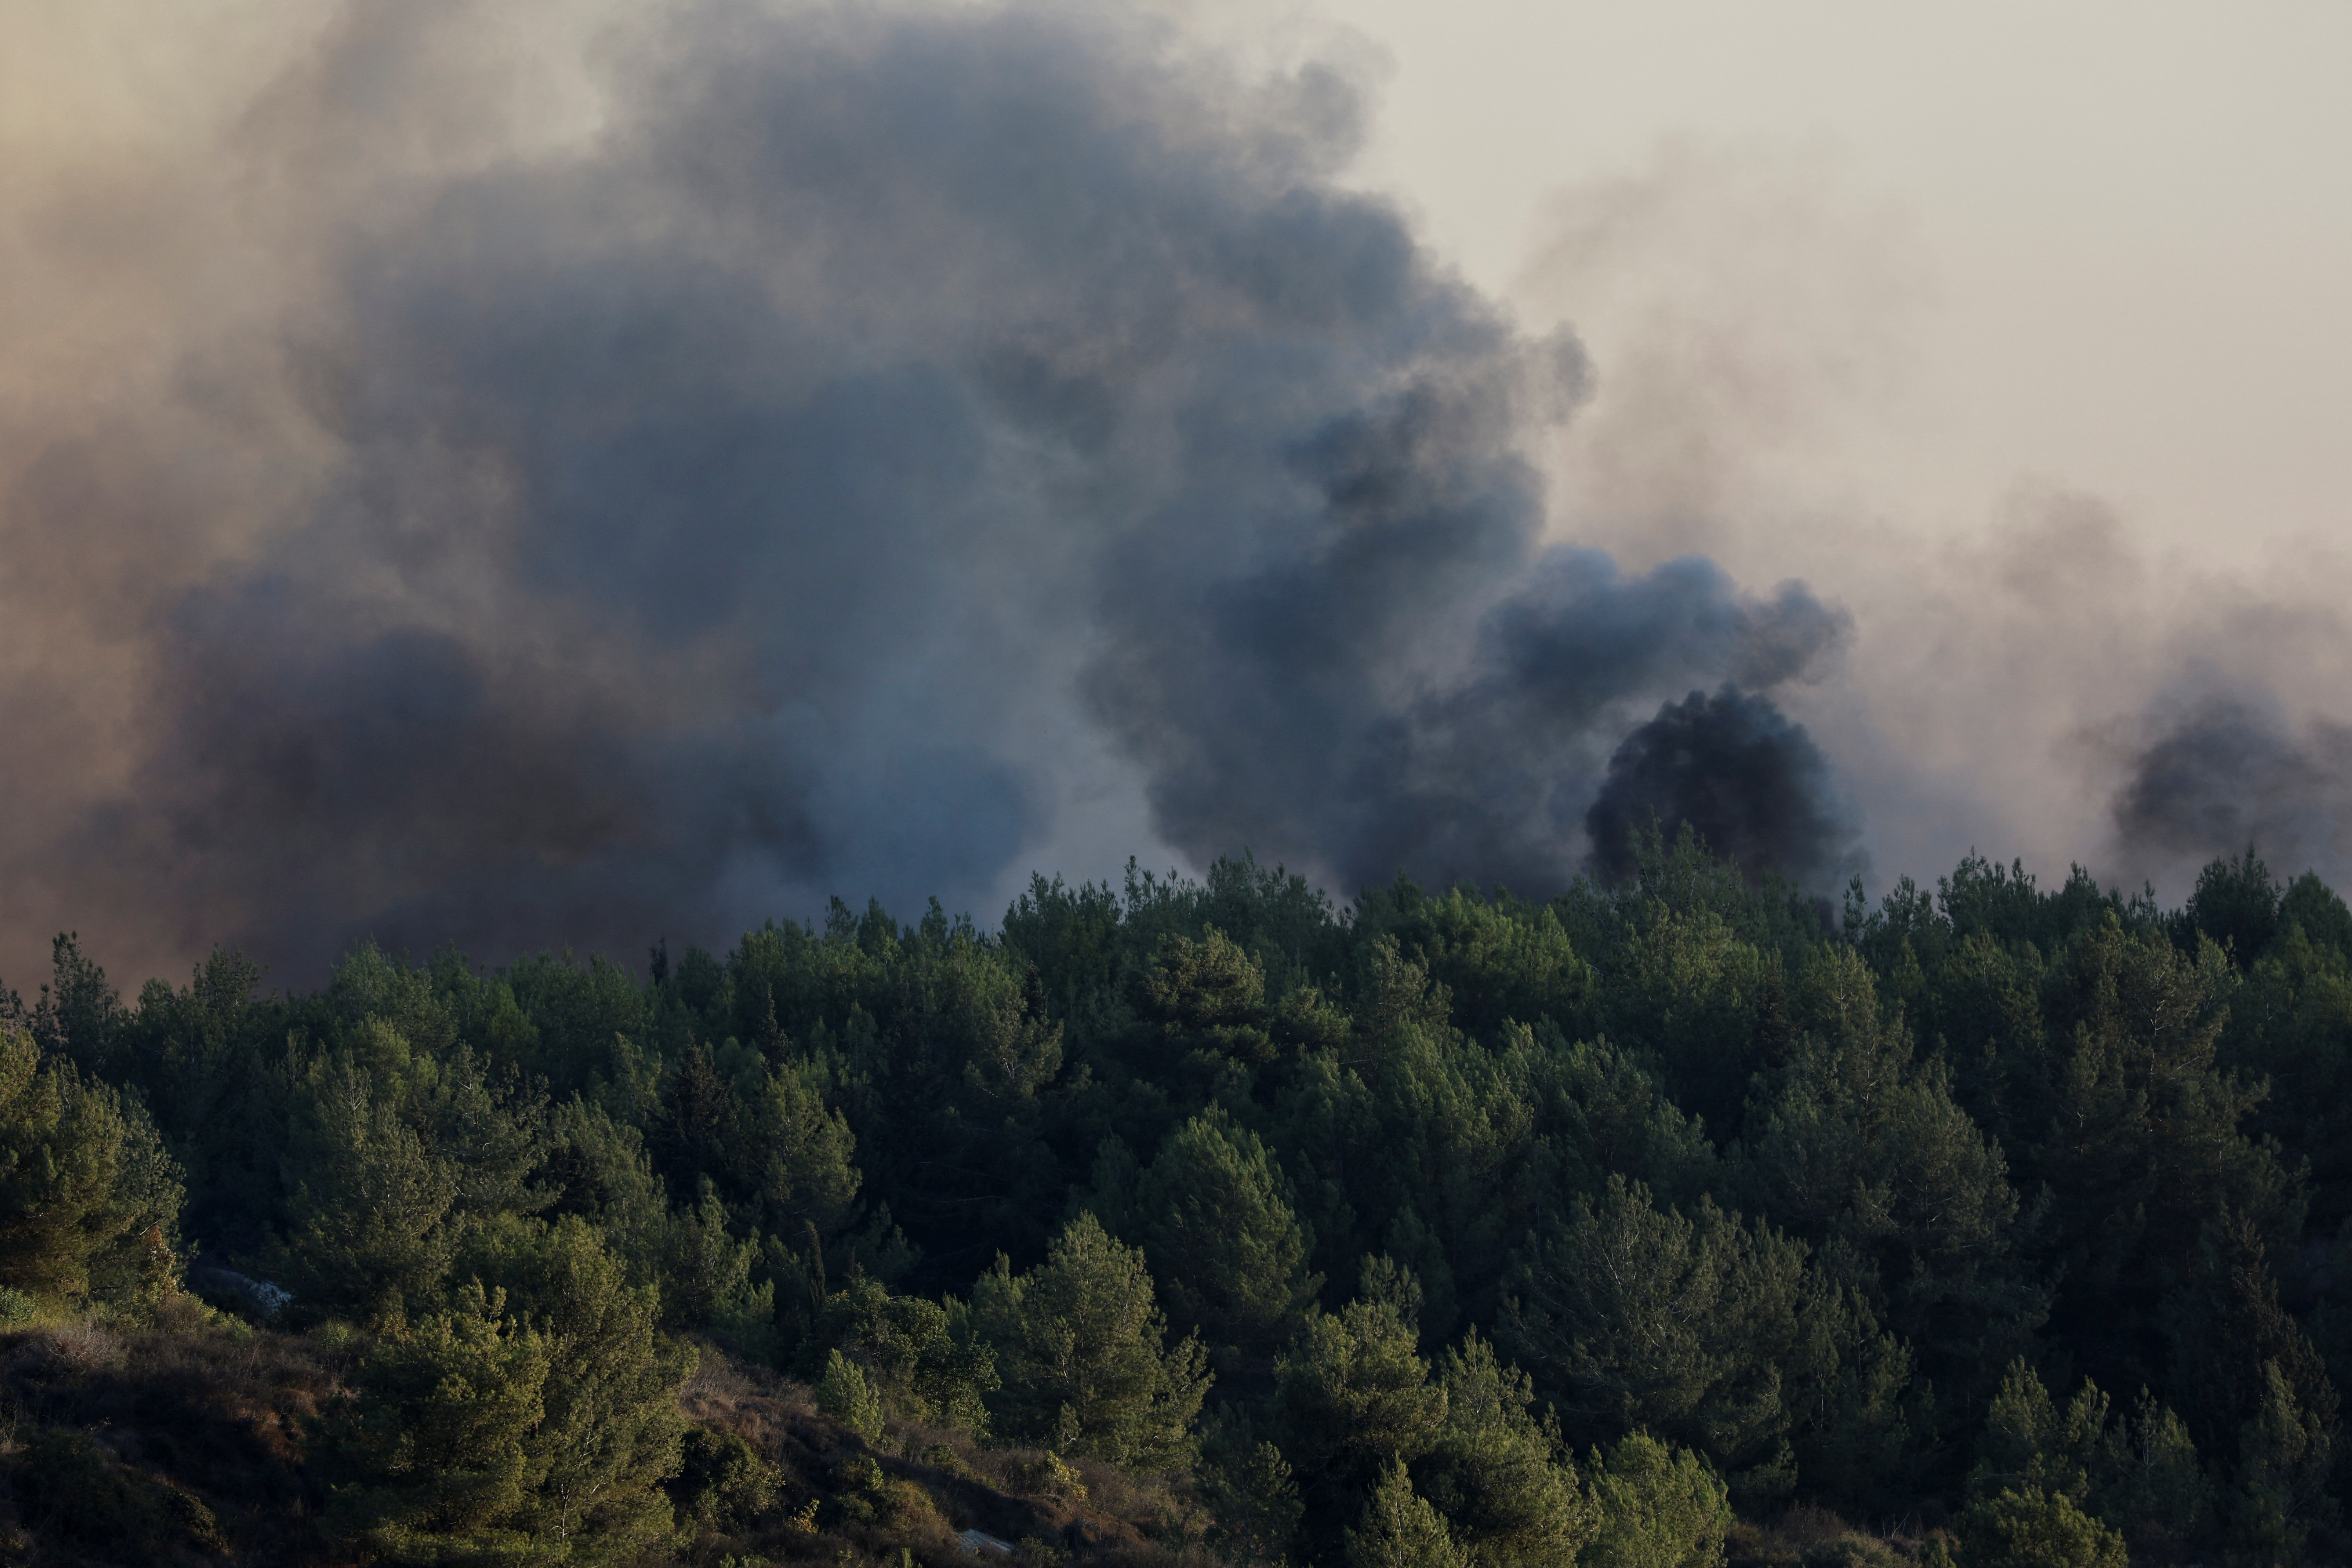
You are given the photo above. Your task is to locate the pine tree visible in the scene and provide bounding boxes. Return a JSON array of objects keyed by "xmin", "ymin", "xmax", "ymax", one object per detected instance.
[
  {"xmin": 486, "ymin": 1217, "xmax": 695, "ymax": 1561},
  {"xmin": 1737, "ymin": 945, "xmax": 2044, "ymax": 1396},
  {"xmin": 0, "ymin": 1017, "xmax": 182, "ymax": 1302},
  {"xmin": 973, "ymin": 1212, "xmax": 1210, "ymax": 1469},
  {"xmin": 1956, "ymin": 1487, "xmax": 2125, "ymax": 1568},
  {"xmin": 1344, "ymin": 1459, "xmax": 1467, "ymax": 1568},
  {"xmin": 1200, "ymin": 1436, "xmax": 1305, "ymax": 1568},
  {"xmin": 1415, "ymin": 1330, "xmax": 1595, "ymax": 1568},
  {"xmin": 808, "ymin": 1273, "xmax": 998, "ymax": 1435},
  {"xmin": 1274, "ymin": 1291, "xmax": 1448, "ymax": 1490},
  {"xmin": 1501, "ymin": 1176, "xmax": 1806, "ymax": 1483},
  {"xmin": 1132, "ymin": 1108, "xmax": 1321, "ymax": 1371},
  {"xmin": 1582, "ymin": 1432, "xmax": 1733, "ymax": 1568},
  {"xmin": 2089, "ymin": 1388, "xmax": 2210, "ymax": 1555},
  {"xmin": 818, "ymin": 1348, "xmax": 887, "ymax": 1441},
  {"xmin": 319, "ymin": 1285, "xmax": 558, "ymax": 1564},
  {"xmin": 2229, "ymin": 1359, "xmax": 2337, "ymax": 1566},
  {"xmin": 277, "ymin": 1042, "xmax": 460, "ymax": 1328}
]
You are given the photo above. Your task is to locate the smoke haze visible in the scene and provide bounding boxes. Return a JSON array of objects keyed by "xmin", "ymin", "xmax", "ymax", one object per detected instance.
[
  {"xmin": 0, "ymin": 0, "xmax": 1855, "ymax": 981},
  {"xmin": 1586, "ymin": 687, "xmax": 1859, "ymax": 888},
  {"xmin": 3, "ymin": 1, "xmax": 2348, "ymax": 986},
  {"xmin": 2113, "ymin": 700, "xmax": 2352, "ymax": 889}
]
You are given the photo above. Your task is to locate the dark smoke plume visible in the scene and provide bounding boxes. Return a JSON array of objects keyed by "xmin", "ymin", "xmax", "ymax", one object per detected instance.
[
  {"xmin": 1585, "ymin": 686, "xmax": 1861, "ymax": 887},
  {"xmin": 2113, "ymin": 698, "xmax": 2352, "ymax": 882},
  {"xmin": 0, "ymin": 1, "xmax": 1857, "ymax": 980}
]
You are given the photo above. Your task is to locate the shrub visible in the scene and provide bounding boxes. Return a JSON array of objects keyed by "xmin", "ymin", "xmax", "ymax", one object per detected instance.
[
  {"xmin": 1958, "ymin": 1486, "xmax": 2126, "ymax": 1568},
  {"xmin": 1584, "ymin": 1431, "xmax": 1733, "ymax": 1568},
  {"xmin": 670, "ymin": 1426, "xmax": 781, "ymax": 1532},
  {"xmin": 818, "ymin": 1347, "xmax": 887, "ymax": 1441}
]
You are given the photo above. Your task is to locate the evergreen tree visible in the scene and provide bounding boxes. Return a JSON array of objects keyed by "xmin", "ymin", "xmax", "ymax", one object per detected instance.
[
  {"xmin": 2090, "ymin": 1388, "xmax": 2210, "ymax": 1555},
  {"xmin": 1737, "ymin": 946, "xmax": 2045, "ymax": 1398},
  {"xmin": 1967, "ymin": 1360, "xmax": 2105, "ymax": 1504},
  {"xmin": 1582, "ymin": 1431, "xmax": 1733, "ymax": 1568},
  {"xmin": 319, "ymin": 1285, "xmax": 559, "ymax": 1564},
  {"xmin": 1344, "ymin": 1459, "xmax": 1467, "ymax": 1568},
  {"xmin": 2229, "ymin": 1359, "xmax": 2337, "ymax": 1566},
  {"xmin": 818, "ymin": 1348, "xmax": 887, "ymax": 1441},
  {"xmin": 1201, "ymin": 1435, "xmax": 1306, "ymax": 1568},
  {"xmin": 1956, "ymin": 1488, "xmax": 2125, "ymax": 1568},
  {"xmin": 0, "ymin": 1017, "xmax": 183, "ymax": 1302},
  {"xmin": 1414, "ymin": 1331, "xmax": 1595, "ymax": 1568},
  {"xmin": 277, "ymin": 1041, "xmax": 459, "ymax": 1327},
  {"xmin": 1274, "ymin": 1291, "xmax": 1448, "ymax": 1496},
  {"xmin": 1131, "ymin": 1107, "xmax": 1321, "ymax": 1372},
  {"xmin": 808, "ymin": 1272, "xmax": 999, "ymax": 1434},
  {"xmin": 1132, "ymin": 927, "xmax": 1276, "ymax": 1068},
  {"xmin": 1501, "ymin": 1176, "xmax": 1806, "ymax": 1486},
  {"xmin": 470, "ymin": 1217, "xmax": 695, "ymax": 1560},
  {"xmin": 973, "ymin": 1212, "xmax": 1210, "ymax": 1469}
]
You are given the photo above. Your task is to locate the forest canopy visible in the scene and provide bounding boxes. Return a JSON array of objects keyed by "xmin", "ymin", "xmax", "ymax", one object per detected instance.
[{"xmin": 2, "ymin": 831, "xmax": 2348, "ymax": 1567}]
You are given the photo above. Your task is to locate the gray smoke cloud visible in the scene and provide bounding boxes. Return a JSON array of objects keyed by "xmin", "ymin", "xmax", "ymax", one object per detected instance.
[
  {"xmin": 2112, "ymin": 698, "xmax": 2352, "ymax": 885},
  {"xmin": 0, "ymin": 0, "xmax": 1853, "ymax": 981},
  {"xmin": 1586, "ymin": 685, "xmax": 1861, "ymax": 888}
]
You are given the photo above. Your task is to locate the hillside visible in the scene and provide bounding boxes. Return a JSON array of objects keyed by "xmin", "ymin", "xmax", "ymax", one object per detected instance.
[{"xmin": 2, "ymin": 832, "xmax": 2347, "ymax": 1565}]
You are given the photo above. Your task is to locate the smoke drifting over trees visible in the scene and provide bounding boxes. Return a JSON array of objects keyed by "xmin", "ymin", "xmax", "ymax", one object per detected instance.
[
  {"xmin": 2113, "ymin": 699, "xmax": 2352, "ymax": 881},
  {"xmin": 1585, "ymin": 686, "xmax": 1859, "ymax": 888},
  {"xmin": 2, "ymin": 0, "xmax": 2348, "ymax": 983},
  {"xmin": 0, "ymin": 1, "xmax": 1853, "ymax": 977}
]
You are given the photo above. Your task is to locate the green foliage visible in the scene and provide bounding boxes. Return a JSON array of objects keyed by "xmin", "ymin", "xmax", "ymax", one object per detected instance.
[
  {"xmin": 1416, "ymin": 1331, "xmax": 1596, "ymax": 1568},
  {"xmin": 319, "ymin": 1285, "xmax": 561, "ymax": 1563},
  {"xmin": 40, "ymin": 835, "xmax": 2352, "ymax": 1567},
  {"xmin": 1276, "ymin": 1291, "xmax": 1448, "ymax": 1492},
  {"xmin": 818, "ymin": 1347, "xmax": 887, "ymax": 1440},
  {"xmin": 1352, "ymin": 883, "xmax": 1595, "ymax": 1043},
  {"xmin": 1582, "ymin": 1431, "xmax": 1732, "ymax": 1568},
  {"xmin": 1968, "ymin": 1360, "xmax": 2104, "ymax": 1504},
  {"xmin": 1343, "ymin": 1458, "xmax": 1468, "ymax": 1568},
  {"xmin": 1956, "ymin": 1487, "xmax": 2125, "ymax": 1568},
  {"xmin": 1968, "ymin": 1359, "xmax": 2216, "ymax": 1553},
  {"xmin": 1201, "ymin": 1431, "xmax": 1306, "ymax": 1568},
  {"xmin": 2090, "ymin": 1389, "xmax": 2211, "ymax": 1552},
  {"xmin": 319, "ymin": 1266, "xmax": 690, "ymax": 1565},
  {"xmin": 277, "ymin": 1042, "xmax": 462, "ymax": 1327},
  {"xmin": 1600, "ymin": 902, "xmax": 1779, "ymax": 1138},
  {"xmin": 809, "ymin": 1273, "xmax": 998, "ymax": 1434},
  {"xmin": 1522, "ymin": 1031, "xmax": 1718, "ymax": 1213},
  {"xmin": 464, "ymin": 1215, "xmax": 695, "ymax": 1558},
  {"xmin": 2183, "ymin": 847, "xmax": 2282, "ymax": 969},
  {"xmin": 1133, "ymin": 927, "xmax": 1276, "ymax": 1067},
  {"xmin": 973, "ymin": 1212, "xmax": 1210, "ymax": 1469},
  {"xmin": 1130, "ymin": 1107, "xmax": 1321, "ymax": 1368},
  {"xmin": 0, "ymin": 1017, "xmax": 181, "ymax": 1303},
  {"xmin": 2228, "ymin": 1359, "xmax": 2337, "ymax": 1566},
  {"xmin": 1501, "ymin": 1176, "xmax": 1806, "ymax": 1484},
  {"xmin": 669, "ymin": 1426, "xmax": 781, "ymax": 1533},
  {"xmin": 1737, "ymin": 947, "xmax": 2043, "ymax": 1388}
]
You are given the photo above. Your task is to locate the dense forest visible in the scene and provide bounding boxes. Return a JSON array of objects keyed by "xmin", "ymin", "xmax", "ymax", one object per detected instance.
[{"xmin": 4, "ymin": 831, "xmax": 2350, "ymax": 1567}]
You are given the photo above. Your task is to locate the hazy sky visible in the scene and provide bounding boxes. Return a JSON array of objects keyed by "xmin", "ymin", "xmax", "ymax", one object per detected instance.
[
  {"xmin": 1319, "ymin": 0, "xmax": 2352, "ymax": 560},
  {"xmin": 4, "ymin": 0, "xmax": 2349, "ymax": 985},
  {"xmin": 1300, "ymin": 0, "xmax": 2352, "ymax": 895}
]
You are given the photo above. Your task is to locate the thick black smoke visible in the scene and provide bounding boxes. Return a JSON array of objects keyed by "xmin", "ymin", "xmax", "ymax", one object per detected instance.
[
  {"xmin": 6, "ymin": 1, "xmax": 1857, "ymax": 978},
  {"xmin": 2113, "ymin": 698, "xmax": 2352, "ymax": 882},
  {"xmin": 1585, "ymin": 686, "xmax": 1861, "ymax": 886}
]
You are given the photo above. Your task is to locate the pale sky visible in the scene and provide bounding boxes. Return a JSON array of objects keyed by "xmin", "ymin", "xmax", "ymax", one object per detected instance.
[
  {"xmin": 1291, "ymin": 0, "xmax": 2352, "ymax": 895},
  {"xmin": 1313, "ymin": 0, "xmax": 2352, "ymax": 561}
]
